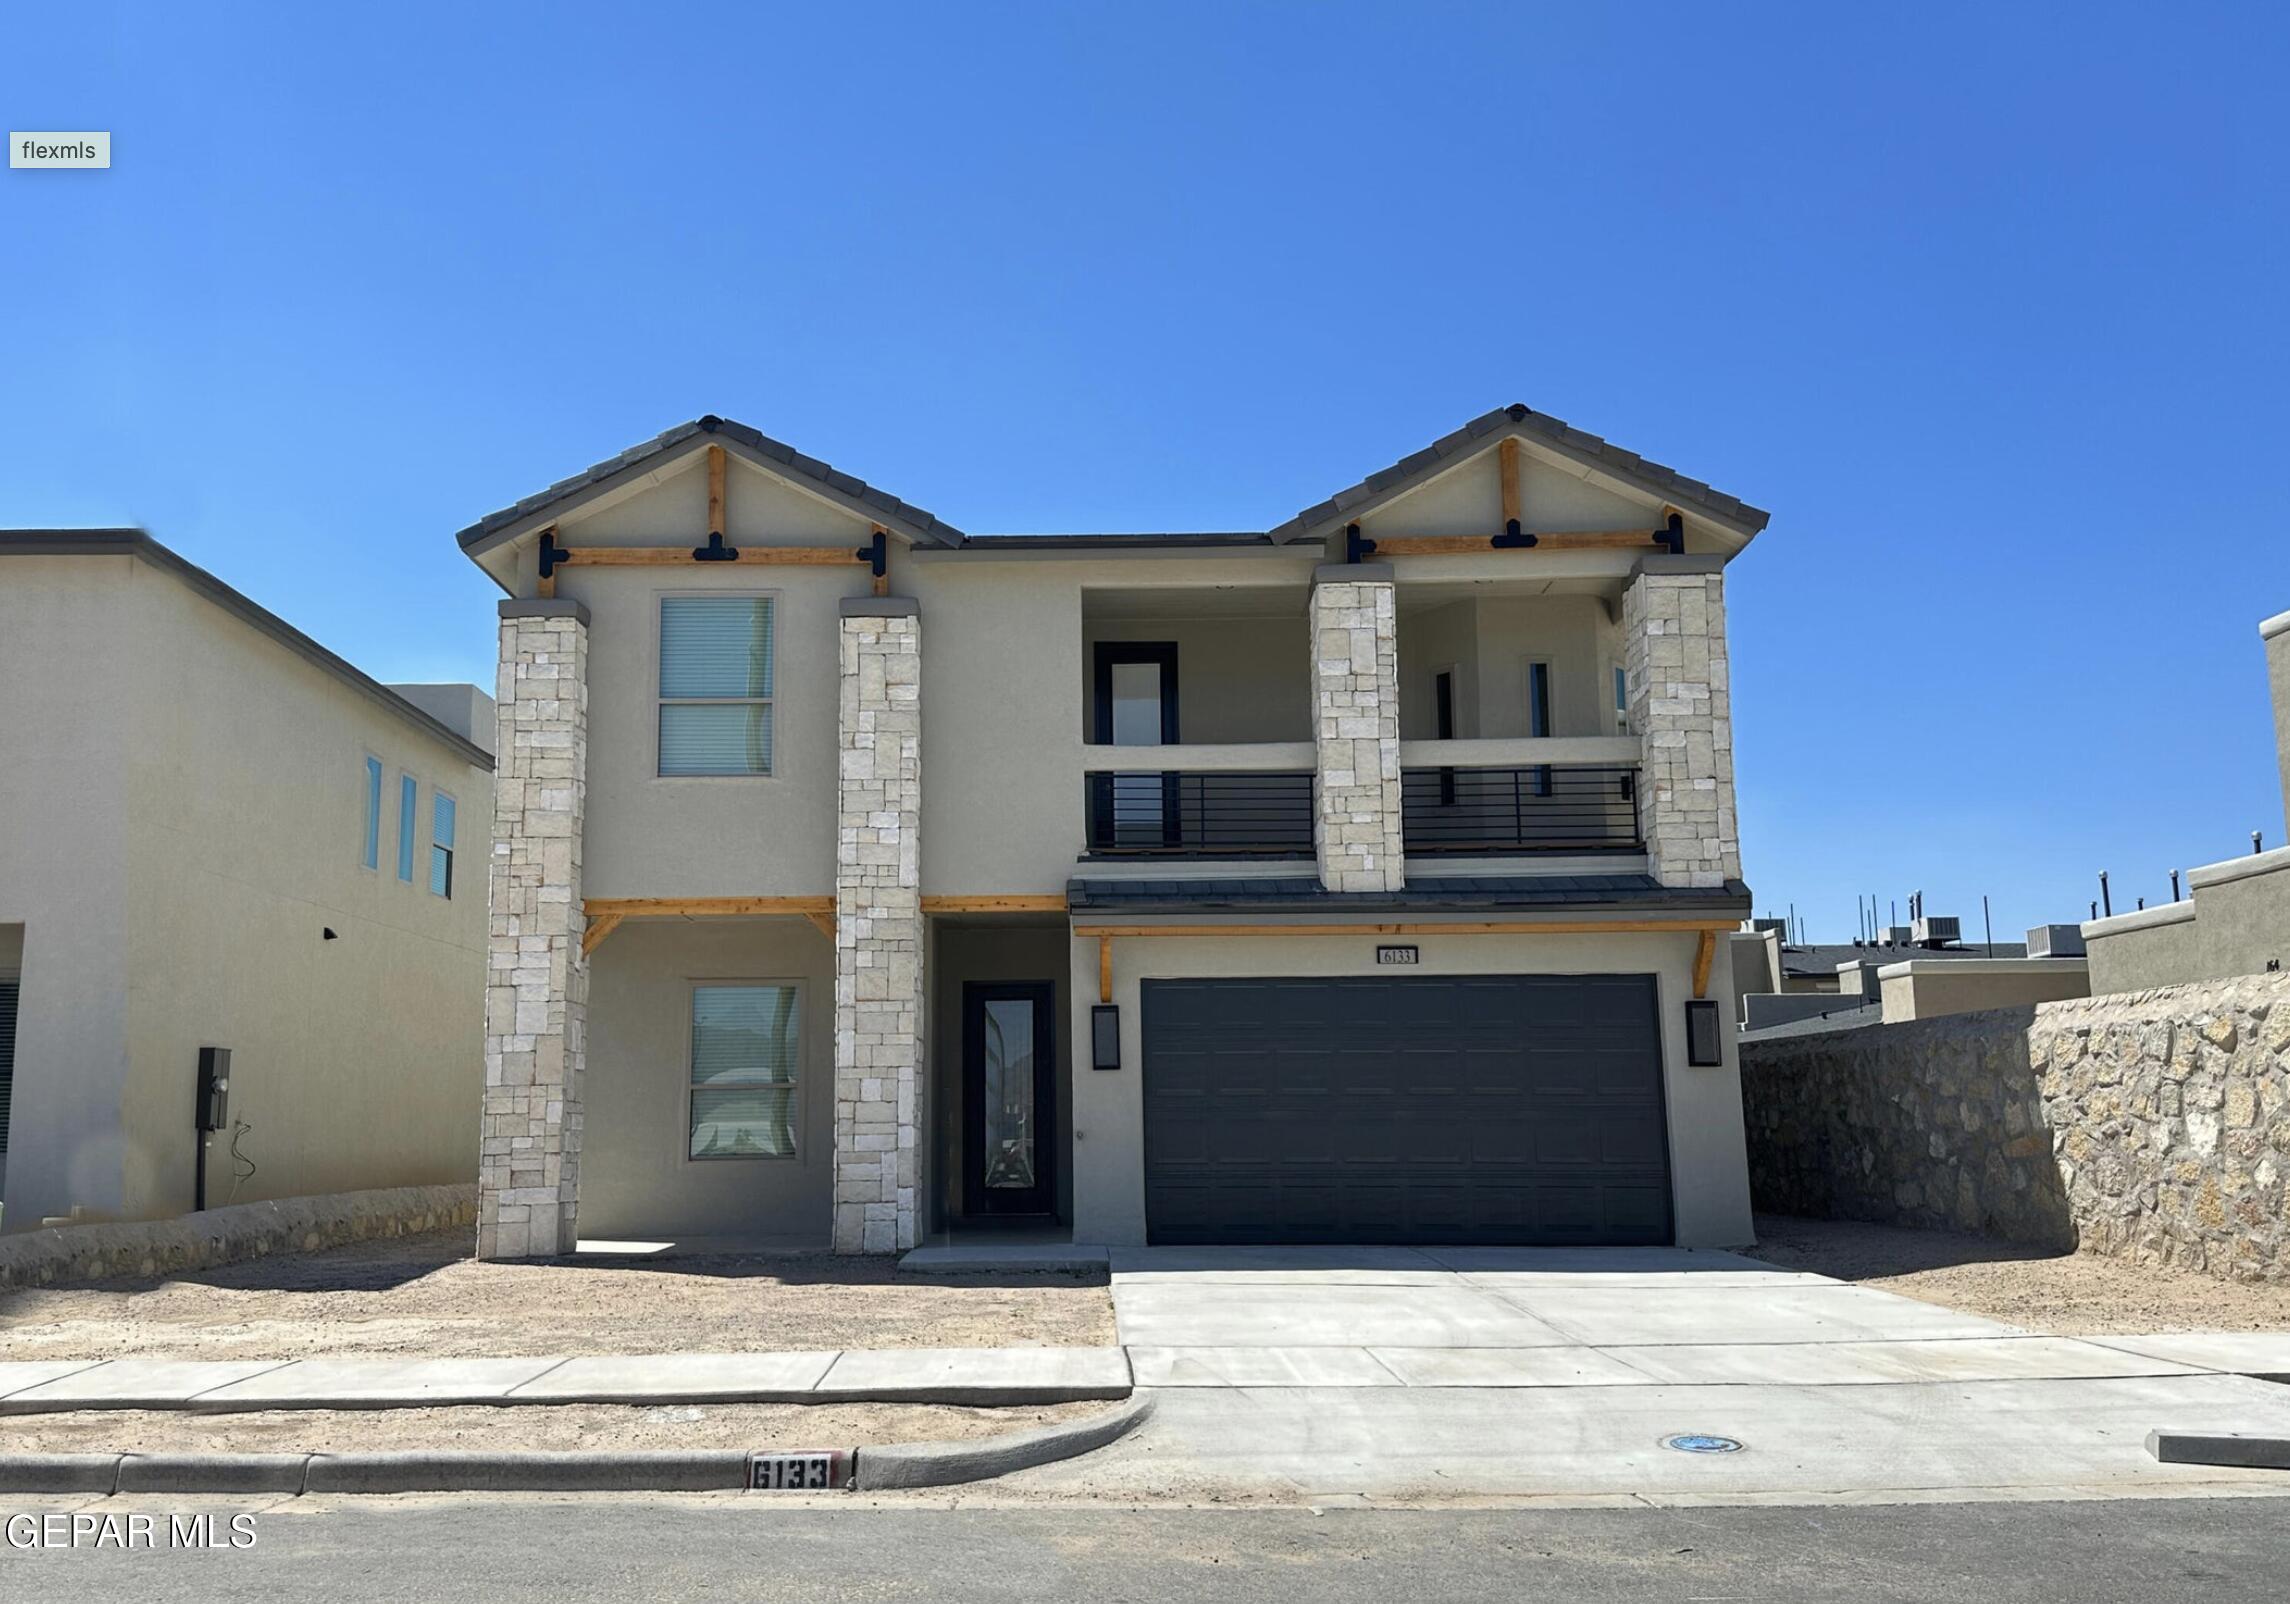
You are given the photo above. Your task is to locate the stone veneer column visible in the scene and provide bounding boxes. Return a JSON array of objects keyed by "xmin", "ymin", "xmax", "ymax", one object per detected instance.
[
  {"xmin": 1623, "ymin": 555, "xmax": 1740, "ymax": 889},
  {"xmin": 833, "ymin": 597, "xmax": 924, "ymax": 1254},
  {"xmin": 1310, "ymin": 562, "xmax": 1405, "ymax": 894},
  {"xmin": 477, "ymin": 598, "xmax": 589, "ymax": 1260}
]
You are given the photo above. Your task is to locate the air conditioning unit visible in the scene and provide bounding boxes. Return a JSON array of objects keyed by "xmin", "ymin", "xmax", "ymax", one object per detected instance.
[
  {"xmin": 1750, "ymin": 918, "xmax": 1787, "ymax": 938},
  {"xmin": 1911, "ymin": 915, "xmax": 1961, "ymax": 948},
  {"xmin": 1879, "ymin": 925, "xmax": 1913, "ymax": 947},
  {"xmin": 2026, "ymin": 923, "xmax": 2086, "ymax": 959}
]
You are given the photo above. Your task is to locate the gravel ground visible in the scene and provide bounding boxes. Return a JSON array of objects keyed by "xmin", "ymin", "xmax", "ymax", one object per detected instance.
[
  {"xmin": 1752, "ymin": 1214, "xmax": 2290, "ymax": 1333},
  {"xmin": 0, "ymin": 1230, "xmax": 1116, "ymax": 1361},
  {"xmin": 0, "ymin": 1399, "xmax": 1106, "ymax": 1454}
]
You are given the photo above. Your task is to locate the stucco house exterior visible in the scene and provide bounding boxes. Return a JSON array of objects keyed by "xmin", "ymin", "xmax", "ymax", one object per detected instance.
[
  {"xmin": 457, "ymin": 406, "xmax": 1769, "ymax": 1257},
  {"xmin": 0, "ymin": 531, "xmax": 493, "ymax": 1230}
]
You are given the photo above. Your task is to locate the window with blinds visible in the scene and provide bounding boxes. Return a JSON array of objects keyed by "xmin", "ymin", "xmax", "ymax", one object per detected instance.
[
  {"xmin": 430, "ymin": 791, "xmax": 457, "ymax": 898},
  {"xmin": 660, "ymin": 596, "xmax": 775, "ymax": 776},
  {"xmin": 688, "ymin": 983, "xmax": 799, "ymax": 1159},
  {"xmin": 0, "ymin": 974, "xmax": 16, "ymax": 1154}
]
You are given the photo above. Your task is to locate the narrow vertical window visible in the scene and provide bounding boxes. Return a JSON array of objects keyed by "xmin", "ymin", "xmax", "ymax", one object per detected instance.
[
  {"xmin": 361, "ymin": 756, "xmax": 383, "ymax": 869},
  {"xmin": 1527, "ymin": 661, "xmax": 1553, "ymax": 797},
  {"xmin": 659, "ymin": 596, "xmax": 775, "ymax": 776},
  {"xmin": 430, "ymin": 792, "xmax": 457, "ymax": 898},
  {"xmin": 1613, "ymin": 664, "xmax": 1629, "ymax": 735},
  {"xmin": 689, "ymin": 984, "xmax": 800, "ymax": 1158},
  {"xmin": 397, "ymin": 774, "xmax": 418, "ymax": 882}
]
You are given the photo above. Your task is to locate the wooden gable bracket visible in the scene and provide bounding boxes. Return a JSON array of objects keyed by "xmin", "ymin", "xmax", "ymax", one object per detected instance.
[
  {"xmin": 580, "ymin": 895, "xmax": 837, "ymax": 958},
  {"xmin": 1692, "ymin": 928, "xmax": 1717, "ymax": 1000}
]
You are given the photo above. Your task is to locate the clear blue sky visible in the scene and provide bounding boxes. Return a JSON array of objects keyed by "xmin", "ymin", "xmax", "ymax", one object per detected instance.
[{"xmin": 7, "ymin": 3, "xmax": 2286, "ymax": 941}]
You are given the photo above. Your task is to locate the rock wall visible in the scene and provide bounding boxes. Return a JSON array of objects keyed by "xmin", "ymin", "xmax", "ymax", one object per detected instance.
[
  {"xmin": 0, "ymin": 1185, "xmax": 475, "ymax": 1290},
  {"xmin": 1309, "ymin": 568, "xmax": 1404, "ymax": 894},
  {"xmin": 1741, "ymin": 973, "xmax": 2290, "ymax": 1281}
]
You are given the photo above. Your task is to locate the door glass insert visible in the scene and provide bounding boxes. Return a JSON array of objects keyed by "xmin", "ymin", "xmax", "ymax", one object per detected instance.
[{"xmin": 980, "ymin": 997, "xmax": 1037, "ymax": 1190}]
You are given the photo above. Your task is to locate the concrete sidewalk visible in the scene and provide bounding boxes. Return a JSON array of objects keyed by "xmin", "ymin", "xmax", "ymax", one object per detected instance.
[{"xmin": 0, "ymin": 1348, "xmax": 1132, "ymax": 1412}]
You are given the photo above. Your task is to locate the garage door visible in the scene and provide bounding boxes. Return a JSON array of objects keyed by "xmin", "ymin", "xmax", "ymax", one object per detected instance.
[{"xmin": 1141, "ymin": 974, "xmax": 1671, "ymax": 1245}]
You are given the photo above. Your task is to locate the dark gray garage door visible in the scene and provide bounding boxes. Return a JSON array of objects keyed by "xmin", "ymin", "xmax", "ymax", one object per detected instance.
[{"xmin": 1141, "ymin": 975, "xmax": 1671, "ymax": 1245}]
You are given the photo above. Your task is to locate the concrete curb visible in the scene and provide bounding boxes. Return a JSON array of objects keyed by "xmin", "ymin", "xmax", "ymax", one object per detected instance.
[
  {"xmin": 0, "ymin": 1399, "xmax": 1152, "ymax": 1494},
  {"xmin": 853, "ymin": 1393, "xmax": 1155, "ymax": 1491},
  {"xmin": 304, "ymin": 1451, "xmax": 751, "ymax": 1494},
  {"xmin": 2147, "ymin": 1431, "xmax": 2290, "ymax": 1470}
]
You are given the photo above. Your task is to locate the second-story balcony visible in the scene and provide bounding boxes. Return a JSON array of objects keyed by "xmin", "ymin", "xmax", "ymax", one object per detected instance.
[
  {"xmin": 1082, "ymin": 744, "xmax": 1316, "ymax": 857},
  {"xmin": 1400, "ymin": 738, "xmax": 1642, "ymax": 856}
]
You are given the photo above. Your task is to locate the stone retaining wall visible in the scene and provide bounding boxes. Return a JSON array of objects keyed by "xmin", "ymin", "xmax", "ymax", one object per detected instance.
[
  {"xmin": 0, "ymin": 1184, "xmax": 475, "ymax": 1289},
  {"xmin": 1741, "ymin": 973, "xmax": 2290, "ymax": 1282}
]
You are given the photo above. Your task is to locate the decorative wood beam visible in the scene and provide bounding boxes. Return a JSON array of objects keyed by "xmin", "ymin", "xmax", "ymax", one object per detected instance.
[
  {"xmin": 1070, "ymin": 919, "xmax": 1734, "ymax": 939},
  {"xmin": 1369, "ymin": 529, "xmax": 1664, "ymax": 556},
  {"xmin": 579, "ymin": 912, "xmax": 624, "ymax": 957},
  {"xmin": 921, "ymin": 894, "xmax": 1068, "ymax": 914},
  {"xmin": 803, "ymin": 911, "xmax": 836, "ymax": 941},
  {"xmin": 706, "ymin": 443, "xmax": 727, "ymax": 536},
  {"xmin": 1693, "ymin": 929, "xmax": 1717, "ymax": 999},
  {"xmin": 584, "ymin": 895, "xmax": 835, "ymax": 919},
  {"xmin": 1499, "ymin": 437, "xmax": 1521, "ymax": 530},
  {"xmin": 551, "ymin": 546, "xmax": 862, "ymax": 568},
  {"xmin": 1098, "ymin": 935, "xmax": 1114, "ymax": 1004}
]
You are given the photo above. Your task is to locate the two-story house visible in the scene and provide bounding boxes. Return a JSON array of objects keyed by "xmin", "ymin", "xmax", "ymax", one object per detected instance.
[
  {"xmin": 0, "ymin": 530, "xmax": 493, "ymax": 1230},
  {"xmin": 454, "ymin": 405, "xmax": 1766, "ymax": 1258}
]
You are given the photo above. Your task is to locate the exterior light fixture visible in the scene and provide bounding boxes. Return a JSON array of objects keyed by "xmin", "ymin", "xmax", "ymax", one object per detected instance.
[
  {"xmin": 1091, "ymin": 1005, "xmax": 1121, "ymax": 1071},
  {"xmin": 1685, "ymin": 999, "xmax": 1723, "ymax": 1067}
]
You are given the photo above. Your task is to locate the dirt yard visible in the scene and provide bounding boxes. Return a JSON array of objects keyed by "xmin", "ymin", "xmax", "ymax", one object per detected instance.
[
  {"xmin": 0, "ymin": 1399, "xmax": 1105, "ymax": 1455},
  {"xmin": 1752, "ymin": 1215, "xmax": 2290, "ymax": 1333},
  {"xmin": 0, "ymin": 1230, "xmax": 1116, "ymax": 1362}
]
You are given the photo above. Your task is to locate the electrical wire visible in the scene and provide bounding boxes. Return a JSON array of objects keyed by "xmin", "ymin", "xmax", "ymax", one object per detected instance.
[{"xmin": 227, "ymin": 1120, "xmax": 258, "ymax": 1204}]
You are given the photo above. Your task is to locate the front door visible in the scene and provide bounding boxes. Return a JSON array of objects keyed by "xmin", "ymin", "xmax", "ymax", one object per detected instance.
[{"xmin": 963, "ymin": 981, "xmax": 1057, "ymax": 1216}]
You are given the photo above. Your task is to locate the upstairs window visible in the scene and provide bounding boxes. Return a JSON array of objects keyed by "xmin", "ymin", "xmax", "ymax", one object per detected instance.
[
  {"xmin": 430, "ymin": 792, "xmax": 457, "ymax": 898},
  {"xmin": 1613, "ymin": 664, "xmax": 1630, "ymax": 735},
  {"xmin": 659, "ymin": 596, "xmax": 775, "ymax": 776},
  {"xmin": 397, "ymin": 774, "xmax": 418, "ymax": 881},
  {"xmin": 1527, "ymin": 661, "xmax": 1553, "ymax": 797},
  {"xmin": 361, "ymin": 756, "xmax": 383, "ymax": 869}
]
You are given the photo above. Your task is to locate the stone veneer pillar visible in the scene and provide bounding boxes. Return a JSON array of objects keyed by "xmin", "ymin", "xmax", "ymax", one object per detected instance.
[
  {"xmin": 477, "ymin": 598, "xmax": 589, "ymax": 1259},
  {"xmin": 833, "ymin": 597, "xmax": 924, "ymax": 1254},
  {"xmin": 1623, "ymin": 555, "xmax": 1740, "ymax": 889},
  {"xmin": 1310, "ymin": 563, "xmax": 1405, "ymax": 894}
]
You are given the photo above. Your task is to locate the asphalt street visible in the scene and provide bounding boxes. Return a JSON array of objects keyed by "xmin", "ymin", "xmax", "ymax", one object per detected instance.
[{"xmin": 4, "ymin": 1495, "xmax": 2289, "ymax": 1602}]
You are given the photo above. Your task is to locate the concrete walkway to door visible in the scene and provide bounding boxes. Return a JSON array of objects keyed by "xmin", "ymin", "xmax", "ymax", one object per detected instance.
[{"xmin": 1000, "ymin": 1243, "xmax": 2290, "ymax": 1503}]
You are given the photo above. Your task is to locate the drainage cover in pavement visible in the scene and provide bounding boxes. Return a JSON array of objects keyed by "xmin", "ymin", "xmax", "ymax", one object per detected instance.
[{"xmin": 1661, "ymin": 1434, "xmax": 1745, "ymax": 1455}]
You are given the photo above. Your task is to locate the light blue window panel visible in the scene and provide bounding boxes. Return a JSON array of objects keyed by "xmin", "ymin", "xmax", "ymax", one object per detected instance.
[
  {"xmin": 397, "ymin": 774, "xmax": 418, "ymax": 881},
  {"xmin": 689, "ymin": 984, "xmax": 799, "ymax": 1159},
  {"xmin": 430, "ymin": 792, "xmax": 457, "ymax": 898},
  {"xmin": 659, "ymin": 596, "xmax": 774, "ymax": 776},
  {"xmin": 362, "ymin": 756, "xmax": 383, "ymax": 869},
  {"xmin": 1613, "ymin": 665, "xmax": 1629, "ymax": 733}
]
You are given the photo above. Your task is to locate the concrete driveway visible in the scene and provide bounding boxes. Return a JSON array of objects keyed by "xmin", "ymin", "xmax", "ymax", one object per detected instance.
[{"xmin": 1008, "ymin": 1244, "xmax": 2290, "ymax": 1503}]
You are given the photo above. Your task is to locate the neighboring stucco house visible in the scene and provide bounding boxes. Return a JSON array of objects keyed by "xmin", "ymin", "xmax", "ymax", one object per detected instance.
[
  {"xmin": 0, "ymin": 531, "xmax": 493, "ymax": 1229},
  {"xmin": 456, "ymin": 405, "xmax": 1768, "ymax": 1257},
  {"xmin": 2079, "ymin": 604, "xmax": 2290, "ymax": 994}
]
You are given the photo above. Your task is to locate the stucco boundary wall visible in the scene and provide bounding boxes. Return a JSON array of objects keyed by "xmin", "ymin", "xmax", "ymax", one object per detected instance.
[
  {"xmin": 1741, "ymin": 973, "xmax": 2290, "ymax": 1283},
  {"xmin": 0, "ymin": 1184, "xmax": 475, "ymax": 1290}
]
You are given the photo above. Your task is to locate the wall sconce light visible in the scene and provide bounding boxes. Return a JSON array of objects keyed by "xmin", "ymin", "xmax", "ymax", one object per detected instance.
[
  {"xmin": 1091, "ymin": 1005, "xmax": 1121, "ymax": 1071},
  {"xmin": 1685, "ymin": 999, "xmax": 1723, "ymax": 1067}
]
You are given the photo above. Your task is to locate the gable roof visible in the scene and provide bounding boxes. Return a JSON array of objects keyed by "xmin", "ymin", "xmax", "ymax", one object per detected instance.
[
  {"xmin": 0, "ymin": 529, "xmax": 495, "ymax": 770},
  {"xmin": 1266, "ymin": 403, "xmax": 1771, "ymax": 545},
  {"xmin": 454, "ymin": 415, "xmax": 965, "ymax": 555}
]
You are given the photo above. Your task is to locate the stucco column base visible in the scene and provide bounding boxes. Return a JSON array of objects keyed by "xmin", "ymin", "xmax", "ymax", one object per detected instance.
[
  {"xmin": 833, "ymin": 598, "xmax": 924, "ymax": 1254},
  {"xmin": 1624, "ymin": 558, "xmax": 1740, "ymax": 891},
  {"xmin": 478, "ymin": 600, "xmax": 589, "ymax": 1260},
  {"xmin": 1310, "ymin": 565, "xmax": 1404, "ymax": 894}
]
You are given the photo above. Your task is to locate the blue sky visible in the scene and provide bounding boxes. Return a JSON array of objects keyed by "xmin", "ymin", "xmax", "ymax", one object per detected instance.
[{"xmin": 5, "ymin": 3, "xmax": 2285, "ymax": 940}]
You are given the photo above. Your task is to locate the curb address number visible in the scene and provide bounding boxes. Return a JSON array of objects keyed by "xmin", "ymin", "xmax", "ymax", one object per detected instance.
[{"xmin": 749, "ymin": 1450, "xmax": 854, "ymax": 1491}]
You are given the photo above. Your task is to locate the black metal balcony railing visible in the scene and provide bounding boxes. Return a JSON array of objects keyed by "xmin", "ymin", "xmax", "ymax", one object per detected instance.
[
  {"xmin": 1401, "ymin": 764, "xmax": 1642, "ymax": 854},
  {"xmin": 1085, "ymin": 770, "xmax": 1315, "ymax": 856}
]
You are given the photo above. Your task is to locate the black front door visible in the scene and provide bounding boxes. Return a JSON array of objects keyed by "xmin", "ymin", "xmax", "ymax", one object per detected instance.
[{"xmin": 963, "ymin": 981, "xmax": 1057, "ymax": 1216}]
